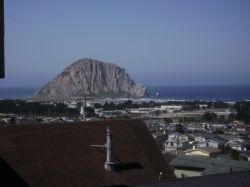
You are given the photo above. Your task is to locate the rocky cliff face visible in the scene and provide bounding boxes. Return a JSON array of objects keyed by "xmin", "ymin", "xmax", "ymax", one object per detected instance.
[{"xmin": 33, "ymin": 58, "xmax": 147, "ymax": 100}]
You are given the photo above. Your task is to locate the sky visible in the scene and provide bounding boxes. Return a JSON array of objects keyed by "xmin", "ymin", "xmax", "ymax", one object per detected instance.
[{"xmin": 1, "ymin": 0, "xmax": 250, "ymax": 87}]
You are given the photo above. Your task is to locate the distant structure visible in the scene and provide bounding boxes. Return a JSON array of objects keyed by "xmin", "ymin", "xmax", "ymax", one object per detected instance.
[{"xmin": 156, "ymin": 92, "xmax": 159, "ymax": 97}]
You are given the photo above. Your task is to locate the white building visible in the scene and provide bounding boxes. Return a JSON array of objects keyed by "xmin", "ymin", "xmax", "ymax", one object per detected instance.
[{"xmin": 160, "ymin": 105, "xmax": 182, "ymax": 113}]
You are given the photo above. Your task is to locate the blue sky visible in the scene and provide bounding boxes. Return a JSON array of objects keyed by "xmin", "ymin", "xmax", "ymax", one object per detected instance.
[{"xmin": 1, "ymin": 0, "xmax": 250, "ymax": 87}]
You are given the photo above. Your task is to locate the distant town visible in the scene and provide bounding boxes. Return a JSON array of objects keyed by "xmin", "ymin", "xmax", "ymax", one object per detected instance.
[{"xmin": 1, "ymin": 97, "xmax": 250, "ymax": 179}]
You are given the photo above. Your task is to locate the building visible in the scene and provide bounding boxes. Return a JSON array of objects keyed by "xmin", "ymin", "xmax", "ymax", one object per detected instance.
[
  {"xmin": 226, "ymin": 138, "xmax": 245, "ymax": 151},
  {"xmin": 208, "ymin": 123, "xmax": 228, "ymax": 130},
  {"xmin": 0, "ymin": 119, "xmax": 175, "ymax": 187},
  {"xmin": 186, "ymin": 123, "xmax": 207, "ymax": 132},
  {"xmin": 197, "ymin": 138, "xmax": 224, "ymax": 149},
  {"xmin": 164, "ymin": 133, "xmax": 191, "ymax": 152},
  {"xmin": 128, "ymin": 108, "xmax": 151, "ymax": 117},
  {"xmin": 160, "ymin": 105, "xmax": 182, "ymax": 113}
]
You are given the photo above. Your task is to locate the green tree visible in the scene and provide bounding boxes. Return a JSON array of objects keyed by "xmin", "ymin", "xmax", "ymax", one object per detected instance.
[
  {"xmin": 202, "ymin": 112, "xmax": 217, "ymax": 122},
  {"xmin": 176, "ymin": 124, "xmax": 185, "ymax": 134},
  {"xmin": 235, "ymin": 102, "xmax": 250, "ymax": 123}
]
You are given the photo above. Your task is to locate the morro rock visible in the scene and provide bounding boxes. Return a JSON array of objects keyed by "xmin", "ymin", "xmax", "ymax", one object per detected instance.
[{"xmin": 33, "ymin": 58, "xmax": 147, "ymax": 100}]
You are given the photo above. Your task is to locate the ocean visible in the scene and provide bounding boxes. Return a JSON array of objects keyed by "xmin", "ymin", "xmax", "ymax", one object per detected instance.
[
  {"xmin": 0, "ymin": 87, "xmax": 38, "ymax": 100},
  {"xmin": 146, "ymin": 85, "xmax": 250, "ymax": 102},
  {"xmin": 0, "ymin": 86, "xmax": 250, "ymax": 102}
]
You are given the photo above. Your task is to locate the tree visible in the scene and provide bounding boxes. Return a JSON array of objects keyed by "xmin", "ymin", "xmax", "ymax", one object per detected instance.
[
  {"xmin": 155, "ymin": 110, "xmax": 161, "ymax": 116},
  {"xmin": 176, "ymin": 124, "xmax": 185, "ymax": 134},
  {"xmin": 164, "ymin": 118, "xmax": 172, "ymax": 123},
  {"xmin": 85, "ymin": 107, "xmax": 96, "ymax": 117},
  {"xmin": 219, "ymin": 144, "xmax": 240, "ymax": 160},
  {"xmin": 202, "ymin": 112, "xmax": 217, "ymax": 122},
  {"xmin": 235, "ymin": 102, "xmax": 250, "ymax": 123},
  {"xmin": 94, "ymin": 103, "xmax": 103, "ymax": 108},
  {"xmin": 230, "ymin": 149, "xmax": 240, "ymax": 160}
]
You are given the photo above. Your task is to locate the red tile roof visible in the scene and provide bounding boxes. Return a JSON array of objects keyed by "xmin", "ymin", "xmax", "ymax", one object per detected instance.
[{"xmin": 0, "ymin": 119, "xmax": 175, "ymax": 187}]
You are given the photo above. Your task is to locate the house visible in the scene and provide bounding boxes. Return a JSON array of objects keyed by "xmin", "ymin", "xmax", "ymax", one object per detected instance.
[
  {"xmin": 236, "ymin": 125, "xmax": 249, "ymax": 132},
  {"xmin": 226, "ymin": 138, "xmax": 245, "ymax": 151},
  {"xmin": 192, "ymin": 133, "xmax": 215, "ymax": 142},
  {"xmin": 164, "ymin": 133, "xmax": 191, "ymax": 152},
  {"xmin": 229, "ymin": 121, "xmax": 245, "ymax": 130},
  {"xmin": 186, "ymin": 123, "xmax": 207, "ymax": 132},
  {"xmin": 165, "ymin": 123, "xmax": 178, "ymax": 132},
  {"xmin": 0, "ymin": 119, "xmax": 175, "ymax": 187},
  {"xmin": 191, "ymin": 133, "xmax": 224, "ymax": 149},
  {"xmin": 208, "ymin": 123, "xmax": 228, "ymax": 130},
  {"xmin": 197, "ymin": 138, "xmax": 224, "ymax": 149}
]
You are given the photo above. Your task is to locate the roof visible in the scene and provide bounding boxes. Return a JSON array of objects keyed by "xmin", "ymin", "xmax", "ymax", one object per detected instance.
[
  {"xmin": 192, "ymin": 133, "xmax": 216, "ymax": 139},
  {"xmin": 0, "ymin": 119, "xmax": 175, "ymax": 187},
  {"xmin": 132, "ymin": 170, "xmax": 250, "ymax": 187},
  {"xmin": 184, "ymin": 147, "xmax": 221, "ymax": 154},
  {"xmin": 242, "ymin": 140, "xmax": 250, "ymax": 146},
  {"xmin": 170, "ymin": 155, "xmax": 250, "ymax": 175},
  {"xmin": 240, "ymin": 151, "xmax": 250, "ymax": 157}
]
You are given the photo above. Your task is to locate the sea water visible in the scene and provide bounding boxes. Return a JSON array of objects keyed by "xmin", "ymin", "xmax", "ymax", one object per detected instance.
[{"xmin": 0, "ymin": 86, "xmax": 250, "ymax": 102}]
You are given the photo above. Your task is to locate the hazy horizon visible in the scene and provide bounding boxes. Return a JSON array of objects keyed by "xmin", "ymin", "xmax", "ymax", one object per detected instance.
[{"xmin": 1, "ymin": 0, "xmax": 250, "ymax": 87}]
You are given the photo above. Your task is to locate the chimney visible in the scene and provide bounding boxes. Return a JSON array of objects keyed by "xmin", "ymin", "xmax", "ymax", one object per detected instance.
[{"xmin": 104, "ymin": 126, "xmax": 115, "ymax": 172}]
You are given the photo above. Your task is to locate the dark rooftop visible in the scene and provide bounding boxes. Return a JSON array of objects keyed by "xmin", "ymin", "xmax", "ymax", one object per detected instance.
[
  {"xmin": 170, "ymin": 155, "xmax": 250, "ymax": 175},
  {"xmin": 0, "ymin": 119, "xmax": 175, "ymax": 187},
  {"xmin": 132, "ymin": 170, "xmax": 250, "ymax": 187}
]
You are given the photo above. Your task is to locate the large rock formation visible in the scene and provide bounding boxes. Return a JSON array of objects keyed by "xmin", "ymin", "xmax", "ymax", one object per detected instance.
[{"xmin": 33, "ymin": 58, "xmax": 147, "ymax": 100}]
